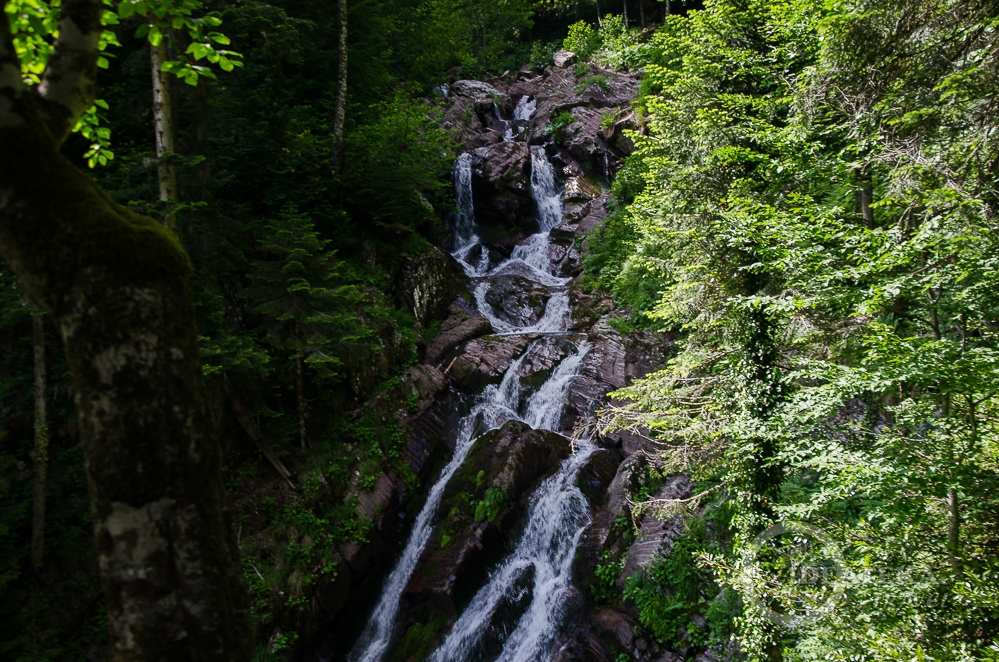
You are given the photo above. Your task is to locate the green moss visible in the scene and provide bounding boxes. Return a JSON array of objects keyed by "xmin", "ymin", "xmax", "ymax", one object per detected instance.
[{"xmin": 388, "ymin": 616, "xmax": 444, "ymax": 662}]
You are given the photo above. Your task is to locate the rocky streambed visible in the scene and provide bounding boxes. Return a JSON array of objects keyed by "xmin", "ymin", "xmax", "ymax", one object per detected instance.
[{"xmin": 306, "ymin": 61, "xmax": 690, "ymax": 662}]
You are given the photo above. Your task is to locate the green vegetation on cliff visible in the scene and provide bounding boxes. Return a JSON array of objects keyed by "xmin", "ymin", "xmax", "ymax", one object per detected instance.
[{"xmin": 582, "ymin": 0, "xmax": 999, "ymax": 659}]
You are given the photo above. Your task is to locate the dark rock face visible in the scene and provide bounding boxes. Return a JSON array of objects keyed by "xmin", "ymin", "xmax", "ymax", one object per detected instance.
[
  {"xmin": 602, "ymin": 110, "xmax": 641, "ymax": 155},
  {"xmin": 449, "ymin": 334, "xmax": 534, "ymax": 392},
  {"xmin": 621, "ymin": 475, "xmax": 694, "ymax": 580},
  {"xmin": 470, "ymin": 142, "xmax": 534, "ymax": 232},
  {"xmin": 561, "ymin": 106, "xmax": 616, "ymax": 171},
  {"xmin": 480, "ymin": 275, "xmax": 550, "ymax": 328},
  {"xmin": 395, "ymin": 246, "xmax": 456, "ymax": 328},
  {"xmin": 394, "ymin": 420, "xmax": 572, "ymax": 655},
  {"xmin": 426, "ymin": 304, "xmax": 493, "ymax": 364}
]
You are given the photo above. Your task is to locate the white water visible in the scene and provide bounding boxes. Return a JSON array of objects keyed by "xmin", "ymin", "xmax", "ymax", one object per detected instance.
[
  {"xmin": 513, "ymin": 95, "xmax": 537, "ymax": 122},
  {"xmin": 430, "ymin": 438, "xmax": 596, "ymax": 662},
  {"xmin": 350, "ymin": 350, "xmax": 528, "ymax": 662}
]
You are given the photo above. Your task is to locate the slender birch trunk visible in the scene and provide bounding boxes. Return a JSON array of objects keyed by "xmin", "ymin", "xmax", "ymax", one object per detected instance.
[
  {"xmin": 623, "ymin": 0, "xmax": 628, "ymax": 27},
  {"xmin": 30, "ymin": 313, "xmax": 48, "ymax": 571},
  {"xmin": 150, "ymin": 37, "xmax": 177, "ymax": 230}
]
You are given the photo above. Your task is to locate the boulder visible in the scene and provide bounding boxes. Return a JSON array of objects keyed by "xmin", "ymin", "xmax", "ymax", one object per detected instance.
[
  {"xmin": 553, "ymin": 49, "xmax": 577, "ymax": 68},
  {"xmin": 560, "ymin": 106, "xmax": 618, "ymax": 174},
  {"xmin": 480, "ymin": 275, "xmax": 551, "ymax": 329},
  {"xmin": 563, "ymin": 174, "xmax": 601, "ymax": 203},
  {"xmin": 602, "ymin": 111, "xmax": 641, "ymax": 155},
  {"xmin": 449, "ymin": 334, "xmax": 534, "ymax": 392},
  {"xmin": 452, "ymin": 79, "xmax": 502, "ymax": 101},
  {"xmin": 426, "ymin": 309, "xmax": 492, "ymax": 364}
]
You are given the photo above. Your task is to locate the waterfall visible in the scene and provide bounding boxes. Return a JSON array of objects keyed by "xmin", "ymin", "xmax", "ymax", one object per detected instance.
[
  {"xmin": 513, "ymin": 95, "xmax": 537, "ymax": 122},
  {"xmin": 430, "ymin": 439, "xmax": 596, "ymax": 662},
  {"xmin": 349, "ymin": 351, "xmax": 529, "ymax": 662},
  {"xmin": 348, "ymin": 136, "xmax": 598, "ymax": 662},
  {"xmin": 453, "ymin": 153, "xmax": 476, "ymax": 248},
  {"xmin": 451, "ymin": 154, "xmax": 489, "ymax": 277},
  {"xmin": 529, "ymin": 148, "xmax": 563, "ymax": 233},
  {"xmin": 349, "ymin": 338, "xmax": 588, "ymax": 662},
  {"xmin": 494, "ymin": 103, "xmax": 515, "ymax": 142}
]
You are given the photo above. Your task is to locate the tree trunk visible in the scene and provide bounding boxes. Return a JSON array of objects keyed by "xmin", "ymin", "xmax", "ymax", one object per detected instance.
[
  {"xmin": 596, "ymin": 0, "xmax": 602, "ymax": 23},
  {"xmin": 295, "ymin": 354, "xmax": 307, "ymax": 449},
  {"xmin": 948, "ymin": 487, "xmax": 961, "ymax": 577},
  {"xmin": 664, "ymin": 0, "xmax": 669, "ymax": 22},
  {"xmin": 30, "ymin": 313, "xmax": 48, "ymax": 571},
  {"xmin": 623, "ymin": 0, "xmax": 628, "ymax": 27},
  {"xmin": 150, "ymin": 37, "xmax": 177, "ymax": 230},
  {"xmin": 332, "ymin": 0, "xmax": 348, "ymax": 172},
  {"xmin": 638, "ymin": 0, "xmax": 645, "ymax": 27},
  {"xmin": 2, "ymin": 9, "xmax": 253, "ymax": 659}
]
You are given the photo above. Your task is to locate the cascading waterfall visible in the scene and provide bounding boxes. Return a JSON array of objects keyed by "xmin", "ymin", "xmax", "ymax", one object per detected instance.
[
  {"xmin": 430, "ymin": 438, "xmax": 596, "ymax": 662},
  {"xmin": 528, "ymin": 148, "xmax": 563, "ymax": 233},
  {"xmin": 453, "ymin": 153, "xmax": 476, "ymax": 247},
  {"xmin": 349, "ymin": 143, "xmax": 595, "ymax": 662},
  {"xmin": 350, "ymin": 351, "xmax": 529, "ymax": 662}
]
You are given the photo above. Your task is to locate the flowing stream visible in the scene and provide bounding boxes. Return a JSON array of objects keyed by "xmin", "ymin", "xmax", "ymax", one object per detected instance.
[{"xmin": 350, "ymin": 139, "xmax": 597, "ymax": 662}]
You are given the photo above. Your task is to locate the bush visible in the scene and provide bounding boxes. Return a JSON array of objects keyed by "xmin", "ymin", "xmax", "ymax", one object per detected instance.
[
  {"xmin": 563, "ymin": 20, "xmax": 601, "ymax": 61},
  {"xmin": 474, "ymin": 487, "xmax": 506, "ymax": 522},
  {"xmin": 530, "ymin": 41, "xmax": 559, "ymax": 70}
]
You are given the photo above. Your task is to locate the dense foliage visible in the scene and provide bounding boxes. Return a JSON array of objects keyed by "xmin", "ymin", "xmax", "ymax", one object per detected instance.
[{"xmin": 585, "ymin": 0, "xmax": 999, "ymax": 658}]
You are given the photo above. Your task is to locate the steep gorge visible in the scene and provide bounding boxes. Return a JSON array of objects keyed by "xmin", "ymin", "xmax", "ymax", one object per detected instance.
[{"xmin": 304, "ymin": 60, "xmax": 684, "ymax": 662}]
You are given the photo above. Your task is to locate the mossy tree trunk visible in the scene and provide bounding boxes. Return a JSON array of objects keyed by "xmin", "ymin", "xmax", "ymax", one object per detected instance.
[{"xmin": 0, "ymin": 4, "xmax": 252, "ymax": 660}]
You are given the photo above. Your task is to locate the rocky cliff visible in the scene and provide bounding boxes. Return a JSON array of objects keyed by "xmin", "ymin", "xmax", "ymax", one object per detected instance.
[{"xmin": 302, "ymin": 59, "xmax": 695, "ymax": 662}]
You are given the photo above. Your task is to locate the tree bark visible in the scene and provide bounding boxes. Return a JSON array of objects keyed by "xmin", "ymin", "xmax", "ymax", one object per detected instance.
[
  {"xmin": 638, "ymin": 0, "xmax": 646, "ymax": 27},
  {"xmin": 623, "ymin": 0, "xmax": 629, "ymax": 27},
  {"xmin": 332, "ymin": 0, "xmax": 348, "ymax": 173},
  {"xmin": 31, "ymin": 313, "xmax": 48, "ymax": 571},
  {"xmin": 2, "ymin": 7, "xmax": 252, "ymax": 660},
  {"xmin": 295, "ymin": 354, "xmax": 307, "ymax": 449},
  {"xmin": 948, "ymin": 487, "xmax": 961, "ymax": 578},
  {"xmin": 151, "ymin": 37, "xmax": 178, "ymax": 230}
]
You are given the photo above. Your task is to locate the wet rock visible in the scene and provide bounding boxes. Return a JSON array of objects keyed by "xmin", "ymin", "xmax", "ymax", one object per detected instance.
[
  {"xmin": 449, "ymin": 334, "xmax": 533, "ymax": 392},
  {"xmin": 554, "ymin": 49, "xmax": 577, "ymax": 68},
  {"xmin": 394, "ymin": 246, "xmax": 456, "ymax": 328},
  {"xmin": 397, "ymin": 421, "xmax": 572, "ymax": 651},
  {"xmin": 563, "ymin": 174, "xmax": 601, "ymax": 203},
  {"xmin": 426, "ymin": 309, "xmax": 492, "ymax": 364},
  {"xmin": 515, "ymin": 334, "xmax": 578, "ymax": 399},
  {"xmin": 576, "ymin": 447, "xmax": 624, "ymax": 505},
  {"xmin": 560, "ymin": 106, "xmax": 620, "ymax": 174},
  {"xmin": 602, "ymin": 111, "xmax": 641, "ymax": 155},
  {"xmin": 470, "ymin": 142, "xmax": 534, "ymax": 231},
  {"xmin": 480, "ymin": 275, "xmax": 550, "ymax": 328},
  {"xmin": 621, "ymin": 474, "xmax": 694, "ymax": 581},
  {"xmin": 579, "ymin": 194, "xmax": 610, "ymax": 244},
  {"xmin": 452, "ymin": 79, "xmax": 503, "ymax": 102},
  {"xmin": 563, "ymin": 201, "xmax": 592, "ymax": 224}
]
